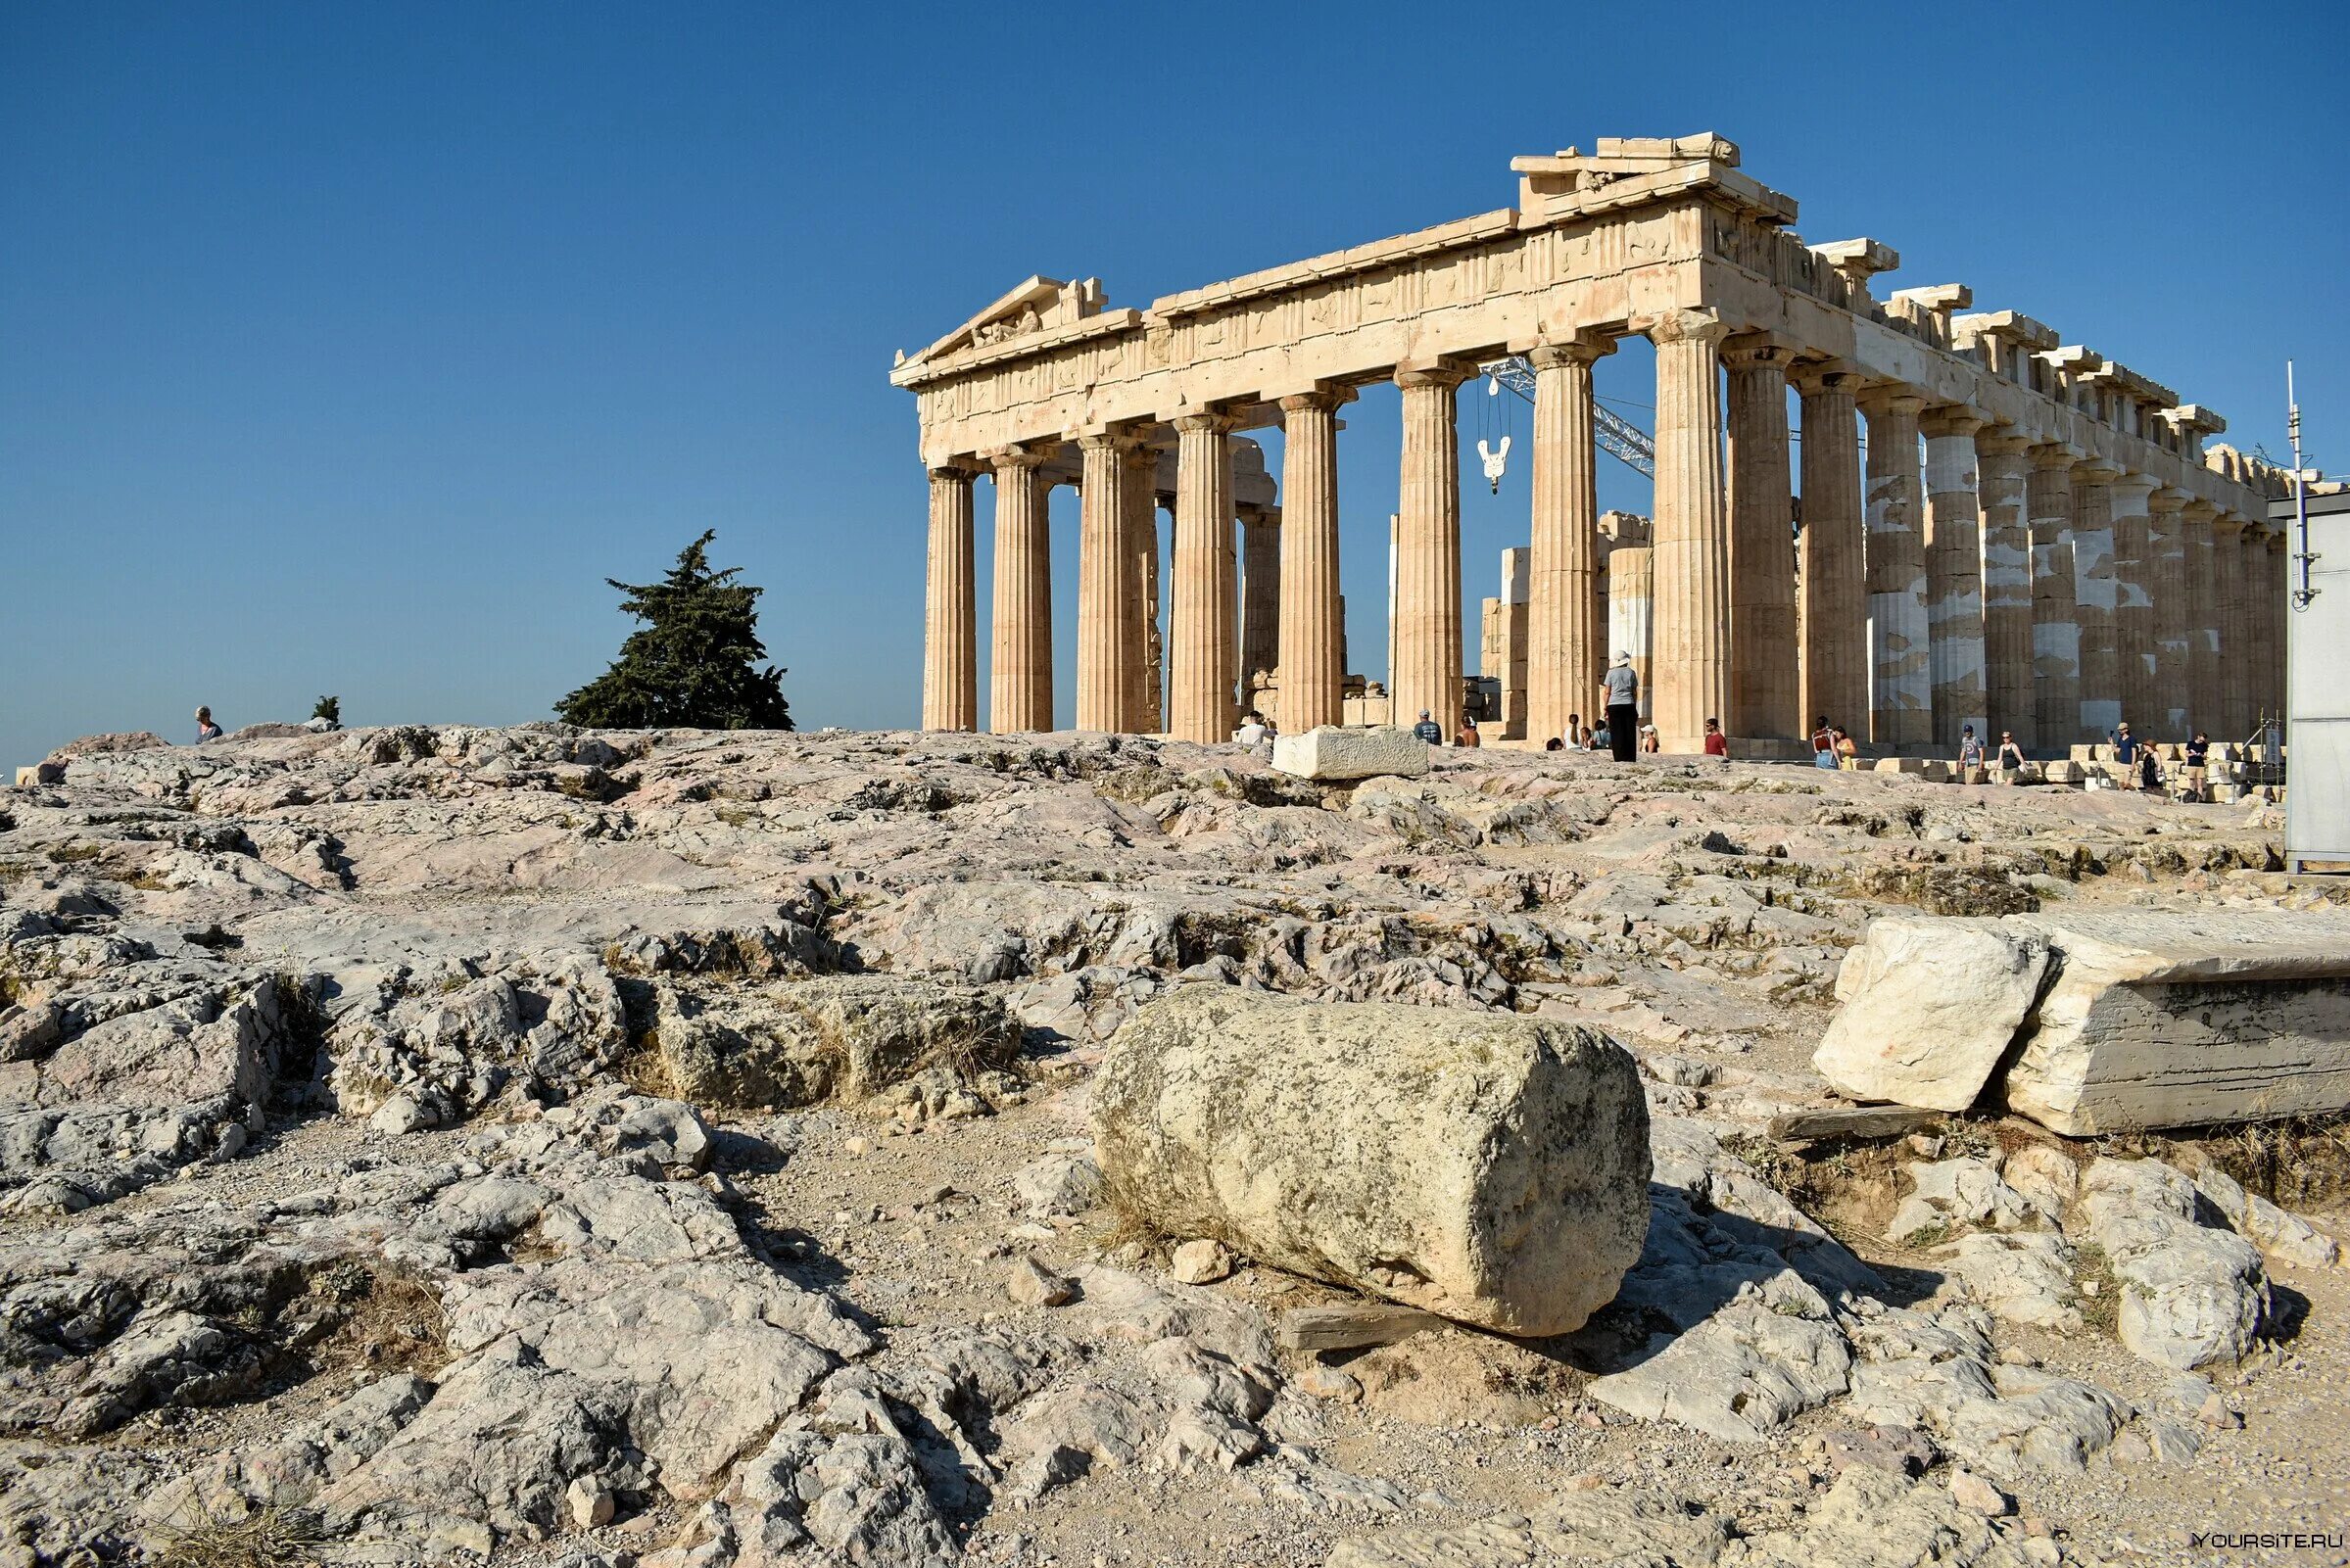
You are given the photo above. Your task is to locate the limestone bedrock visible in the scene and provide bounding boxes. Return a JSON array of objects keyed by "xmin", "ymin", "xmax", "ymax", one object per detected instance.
[
  {"xmin": 1091, "ymin": 988, "xmax": 1650, "ymax": 1337},
  {"xmin": 1270, "ymin": 725, "xmax": 1430, "ymax": 783}
]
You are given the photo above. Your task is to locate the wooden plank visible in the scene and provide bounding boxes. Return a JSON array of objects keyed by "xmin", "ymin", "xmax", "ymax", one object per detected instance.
[
  {"xmin": 1276, "ymin": 1303, "xmax": 1448, "ymax": 1354},
  {"xmin": 1766, "ymin": 1104, "xmax": 1943, "ymax": 1143}
]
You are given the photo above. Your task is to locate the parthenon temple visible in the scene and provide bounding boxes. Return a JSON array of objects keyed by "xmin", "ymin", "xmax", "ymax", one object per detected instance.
[{"xmin": 892, "ymin": 134, "xmax": 2289, "ymax": 754}]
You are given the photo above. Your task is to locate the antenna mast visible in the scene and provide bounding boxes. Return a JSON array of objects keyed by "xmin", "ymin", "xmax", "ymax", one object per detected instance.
[{"xmin": 2289, "ymin": 360, "xmax": 2317, "ymax": 609}]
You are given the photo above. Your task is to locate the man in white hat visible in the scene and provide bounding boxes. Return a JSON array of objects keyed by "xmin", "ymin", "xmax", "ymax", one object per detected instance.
[{"xmin": 1600, "ymin": 652, "xmax": 1640, "ymax": 762}]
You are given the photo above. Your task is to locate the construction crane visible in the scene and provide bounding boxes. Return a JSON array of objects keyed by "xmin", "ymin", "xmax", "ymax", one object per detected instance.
[{"xmin": 1476, "ymin": 356, "xmax": 1655, "ymax": 477}]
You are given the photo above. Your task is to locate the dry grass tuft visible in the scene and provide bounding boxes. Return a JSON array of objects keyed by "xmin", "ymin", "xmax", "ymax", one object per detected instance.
[
  {"xmin": 307, "ymin": 1260, "xmax": 447, "ymax": 1376},
  {"xmin": 151, "ymin": 1505, "xmax": 327, "ymax": 1568}
]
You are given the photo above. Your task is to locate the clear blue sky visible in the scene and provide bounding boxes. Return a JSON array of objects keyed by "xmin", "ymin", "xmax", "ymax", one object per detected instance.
[{"xmin": 4, "ymin": 1, "xmax": 2342, "ymax": 762}]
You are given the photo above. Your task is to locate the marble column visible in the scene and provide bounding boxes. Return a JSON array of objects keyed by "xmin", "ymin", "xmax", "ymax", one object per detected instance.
[
  {"xmin": 1077, "ymin": 431, "xmax": 1142, "ymax": 733},
  {"xmin": 2182, "ymin": 500, "xmax": 2222, "ymax": 737},
  {"xmin": 2070, "ymin": 461, "xmax": 2122, "ymax": 741},
  {"xmin": 1920, "ymin": 406, "xmax": 1989, "ymax": 748},
  {"xmin": 922, "ymin": 464, "xmax": 979, "ymax": 733},
  {"xmin": 1795, "ymin": 363, "xmax": 1868, "ymax": 738},
  {"xmin": 988, "ymin": 446, "xmax": 1054, "ymax": 734},
  {"xmin": 2260, "ymin": 529, "xmax": 2288, "ymax": 721},
  {"xmin": 1977, "ymin": 431, "xmax": 2034, "ymax": 749},
  {"xmin": 2146, "ymin": 488, "xmax": 2191, "ymax": 736},
  {"xmin": 2211, "ymin": 511, "xmax": 2247, "ymax": 738},
  {"xmin": 2109, "ymin": 472, "xmax": 2157, "ymax": 728},
  {"xmin": 1168, "ymin": 414, "xmax": 1237, "ymax": 742},
  {"xmin": 1393, "ymin": 364, "xmax": 1471, "ymax": 738},
  {"xmin": 1526, "ymin": 332, "xmax": 1613, "ymax": 745},
  {"xmin": 1238, "ymin": 504, "xmax": 1280, "ymax": 714},
  {"xmin": 1276, "ymin": 390, "xmax": 1346, "ymax": 734},
  {"xmin": 1723, "ymin": 335, "xmax": 1799, "ymax": 742},
  {"xmin": 1608, "ymin": 546, "xmax": 1655, "ymax": 717},
  {"xmin": 2026, "ymin": 445, "xmax": 2079, "ymax": 753},
  {"xmin": 1647, "ymin": 309, "xmax": 1732, "ymax": 754},
  {"xmin": 1860, "ymin": 388, "xmax": 1931, "ymax": 749},
  {"xmin": 1125, "ymin": 448, "xmax": 1162, "ymax": 732}
]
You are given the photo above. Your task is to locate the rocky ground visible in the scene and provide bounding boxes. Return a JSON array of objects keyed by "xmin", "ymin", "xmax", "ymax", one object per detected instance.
[{"xmin": 3, "ymin": 723, "xmax": 2346, "ymax": 1568}]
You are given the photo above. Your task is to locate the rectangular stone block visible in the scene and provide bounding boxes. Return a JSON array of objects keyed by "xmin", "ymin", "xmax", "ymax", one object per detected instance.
[
  {"xmin": 13, "ymin": 762, "xmax": 63, "ymax": 787},
  {"xmin": 1271, "ymin": 725, "xmax": 1430, "ymax": 783},
  {"xmin": 1816, "ymin": 910, "xmax": 2350, "ymax": 1134},
  {"xmin": 2042, "ymin": 761, "xmax": 2087, "ymax": 784}
]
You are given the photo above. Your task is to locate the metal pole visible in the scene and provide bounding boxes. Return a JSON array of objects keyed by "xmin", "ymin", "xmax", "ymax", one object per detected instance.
[{"xmin": 2289, "ymin": 359, "xmax": 2316, "ymax": 609}]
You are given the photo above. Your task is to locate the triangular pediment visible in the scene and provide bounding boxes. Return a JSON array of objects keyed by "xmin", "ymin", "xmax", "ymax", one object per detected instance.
[{"xmin": 904, "ymin": 275, "xmax": 1108, "ymax": 369}]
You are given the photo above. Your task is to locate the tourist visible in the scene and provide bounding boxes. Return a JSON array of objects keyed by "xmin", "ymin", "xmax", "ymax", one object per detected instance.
[
  {"xmin": 1412, "ymin": 709, "xmax": 1443, "ymax": 744},
  {"xmin": 2136, "ymin": 743, "xmax": 2165, "ymax": 793},
  {"xmin": 1591, "ymin": 718, "xmax": 1612, "ymax": 751},
  {"xmin": 1703, "ymin": 718, "xmax": 1728, "ymax": 757},
  {"xmin": 1957, "ymin": 725, "xmax": 1983, "ymax": 774},
  {"xmin": 1834, "ymin": 728, "xmax": 1860, "ymax": 768},
  {"xmin": 1233, "ymin": 712, "xmax": 1269, "ymax": 747},
  {"xmin": 1576, "ymin": 721, "xmax": 1595, "ymax": 749},
  {"xmin": 1810, "ymin": 714, "xmax": 1834, "ymax": 762},
  {"xmin": 1565, "ymin": 712, "xmax": 1584, "ymax": 748},
  {"xmin": 1639, "ymin": 724, "xmax": 1660, "ymax": 755},
  {"xmin": 1995, "ymin": 730, "xmax": 2026, "ymax": 782},
  {"xmin": 2183, "ymin": 731, "xmax": 2211, "ymax": 801},
  {"xmin": 1457, "ymin": 717, "xmax": 1482, "ymax": 748},
  {"xmin": 194, "ymin": 706, "xmax": 222, "ymax": 743},
  {"xmin": 1600, "ymin": 653, "xmax": 1639, "ymax": 762},
  {"xmin": 1544, "ymin": 735, "xmax": 1564, "ymax": 752},
  {"xmin": 2110, "ymin": 722, "xmax": 2137, "ymax": 765}
]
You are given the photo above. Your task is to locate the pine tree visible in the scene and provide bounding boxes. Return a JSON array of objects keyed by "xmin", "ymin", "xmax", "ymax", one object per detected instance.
[{"xmin": 556, "ymin": 531, "xmax": 793, "ymax": 730}]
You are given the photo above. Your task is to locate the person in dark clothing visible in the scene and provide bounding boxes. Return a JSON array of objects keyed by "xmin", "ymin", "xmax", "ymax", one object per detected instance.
[
  {"xmin": 1601, "ymin": 653, "xmax": 1640, "ymax": 763},
  {"xmin": 1411, "ymin": 709, "xmax": 1443, "ymax": 744}
]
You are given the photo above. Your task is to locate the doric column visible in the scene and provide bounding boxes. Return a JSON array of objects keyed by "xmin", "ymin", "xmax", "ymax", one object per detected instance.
[
  {"xmin": 2146, "ymin": 488, "xmax": 2191, "ymax": 736},
  {"xmin": 1860, "ymin": 387, "xmax": 1931, "ymax": 749},
  {"xmin": 1920, "ymin": 406, "xmax": 1989, "ymax": 748},
  {"xmin": 2182, "ymin": 500, "xmax": 2222, "ymax": 736},
  {"xmin": 2070, "ymin": 461, "xmax": 2122, "ymax": 740},
  {"xmin": 2211, "ymin": 511, "xmax": 2248, "ymax": 738},
  {"xmin": 922, "ymin": 464, "xmax": 979, "ymax": 732},
  {"xmin": 1977, "ymin": 431, "xmax": 2034, "ymax": 748},
  {"xmin": 1608, "ymin": 546, "xmax": 1655, "ymax": 716},
  {"xmin": 1125, "ymin": 447, "xmax": 1162, "ymax": 732},
  {"xmin": 1077, "ymin": 430, "xmax": 1144, "ymax": 733},
  {"xmin": 1723, "ymin": 334, "xmax": 1799, "ymax": 742},
  {"xmin": 1526, "ymin": 332, "xmax": 1614, "ymax": 745},
  {"xmin": 1168, "ymin": 413, "xmax": 1237, "ymax": 742},
  {"xmin": 1795, "ymin": 362, "xmax": 1868, "ymax": 739},
  {"xmin": 987, "ymin": 446, "xmax": 1055, "ymax": 734},
  {"xmin": 1647, "ymin": 309, "xmax": 1732, "ymax": 754},
  {"xmin": 2260, "ymin": 528, "xmax": 2288, "ymax": 722},
  {"xmin": 2026, "ymin": 445, "xmax": 2079, "ymax": 752},
  {"xmin": 1238, "ymin": 504, "xmax": 1280, "ymax": 713},
  {"xmin": 2109, "ymin": 472, "xmax": 2157, "ymax": 729},
  {"xmin": 1393, "ymin": 363, "xmax": 1471, "ymax": 737},
  {"xmin": 1276, "ymin": 390, "xmax": 1346, "ymax": 733}
]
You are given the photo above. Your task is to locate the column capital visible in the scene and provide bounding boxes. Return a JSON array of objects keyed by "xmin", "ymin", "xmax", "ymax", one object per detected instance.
[
  {"xmin": 1073, "ymin": 424, "xmax": 1149, "ymax": 454},
  {"xmin": 1975, "ymin": 429, "xmax": 2033, "ymax": 456},
  {"xmin": 1790, "ymin": 358, "xmax": 1860, "ymax": 396},
  {"xmin": 1273, "ymin": 384, "xmax": 1356, "ymax": 414},
  {"xmin": 1393, "ymin": 358, "xmax": 1476, "ymax": 389},
  {"xmin": 2182, "ymin": 499, "xmax": 2221, "ymax": 525},
  {"xmin": 1236, "ymin": 501, "xmax": 1279, "ymax": 525},
  {"xmin": 927, "ymin": 458, "xmax": 980, "ymax": 481},
  {"xmin": 2072, "ymin": 459, "xmax": 2124, "ymax": 484},
  {"xmin": 2028, "ymin": 442, "xmax": 2081, "ymax": 471},
  {"xmin": 1645, "ymin": 308, "xmax": 1729, "ymax": 349},
  {"xmin": 2147, "ymin": 487, "xmax": 2191, "ymax": 513},
  {"xmin": 1170, "ymin": 410, "xmax": 1238, "ymax": 436},
  {"xmin": 2211, "ymin": 510, "xmax": 2250, "ymax": 538},
  {"xmin": 1856, "ymin": 385, "xmax": 1927, "ymax": 417},
  {"xmin": 983, "ymin": 442, "xmax": 1055, "ymax": 472},
  {"xmin": 1719, "ymin": 331, "xmax": 1798, "ymax": 371},
  {"xmin": 1918, "ymin": 404, "xmax": 1988, "ymax": 439},
  {"xmin": 1528, "ymin": 327, "xmax": 1617, "ymax": 369}
]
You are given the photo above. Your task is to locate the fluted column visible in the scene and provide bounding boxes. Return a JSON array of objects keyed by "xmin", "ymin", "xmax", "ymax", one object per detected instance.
[
  {"xmin": 1723, "ymin": 335, "xmax": 1799, "ymax": 741},
  {"xmin": 2211, "ymin": 511, "xmax": 2248, "ymax": 738},
  {"xmin": 1125, "ymin": 447, "xmax": 1162, "ymax": 732},
  {"xmin": 1077, "ymin": 430, "xmax": 1143, "ymax": 733},
  {"xmin": 1646, "ymin": 309, "xmax": 1732, "ymax": 753},
  {"xmin": 1977, "ymin": 431, "xmax": 2034, "ymax": 748},
  {"xmin": 1169, "ymin": 414, "xmax": 1237, "ymax": 742},
  {"xmin": 2071, "ymin": 461, "xmax": 2122, "ymax": 740},
  {"xmin": 922, "ymin": 464, "xmax": 979, "ymax": 732},
  {"xmin": 1276, "ymin": 390, "xmax": 1345, "ymax": 733},
  {"xmin": 1394, "ymin": 363, "xmax": 1471, "ymax": 737},
  {"xmin": 1920, "ymin": 406, "xmax": 1989, "ymax": 748},
  {"xmin": 2109, "ymin": 472, "xmax": 2157, "ymax": 728},
  {"xmin": 1526, "ymin": 332, "xmax": 1614, "ymax": 745},
  {"xmin": 2026, "ymin": 445, "xmax": 2079, "ymax": 752},
  {"xmin": 1860, "ymin": 388, "xmax": 1931, "ymax": 749},
  {"xmin": 2260, "ymin": 529, "xmax": 2287, "ymax": 722},
  {"xmin": 1238, "ymin": 505, "xmax": 1280, "ymax": 713},
  {"xmin": 1796, "ymin": 363, "xmax": 1867, "ymax": 738},
  {"xmin": 987, "ymin": 446, "xmax": 1054, "ymax": 733},
  {"xmin": 2182, "ymin": 500, "xmax": 2222, "ymax": 736},
  {"xmin": 2146, "ymin": 488, "xmax": 2190, "ymax": 736}
]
